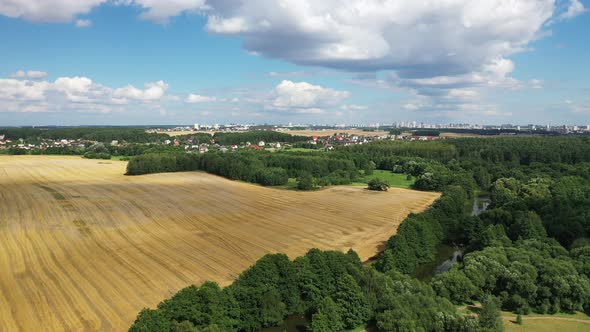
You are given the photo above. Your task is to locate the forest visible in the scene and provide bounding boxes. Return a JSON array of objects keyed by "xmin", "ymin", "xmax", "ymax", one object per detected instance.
[
  {"xmin": 0, "ymin": 127, "xmax": 169, "ymax": 143},
  {"xmin": 126, "ymin": 151, "xmax": 359, "ymax": 188},
  {"xmin": 127, "ymin": 136, "xmax": 590, "ymax": 331},
  {"xmin": 211, "ymin": 131, "xmax": 311, "ymax": 145}
]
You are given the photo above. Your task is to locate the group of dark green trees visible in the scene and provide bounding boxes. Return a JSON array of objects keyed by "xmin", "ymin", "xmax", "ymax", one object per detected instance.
[
  {"xmin": 126, "ymin": 136, "xmax": 590, "ymax": 331},
  {"xmin": 126, "ymin": 151, "xmax": 360, "ymax": 188},
  {"xmin": 131, "ymin": 249, "xmax": 496, "ymax": 332},
  {"xmin": 1, "ymin": 127, "xmax": 169, "ymax": 143}
]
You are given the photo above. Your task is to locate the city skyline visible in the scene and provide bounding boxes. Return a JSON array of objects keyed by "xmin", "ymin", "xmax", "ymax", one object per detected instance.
[{"xmin": 1, "ymin": 1, "xmax": 589, "ymax": 126}]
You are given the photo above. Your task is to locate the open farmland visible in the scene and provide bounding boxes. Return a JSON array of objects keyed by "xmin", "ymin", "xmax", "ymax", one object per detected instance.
[{"xmin": 0, "ymin": 156, "xmax": 439, "ymax": 331}]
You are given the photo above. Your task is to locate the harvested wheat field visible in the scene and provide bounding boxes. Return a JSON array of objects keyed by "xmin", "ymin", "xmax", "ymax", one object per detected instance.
[{"xmin": 0, "ymin": 156, "xmax": 439, "ymax": 331}]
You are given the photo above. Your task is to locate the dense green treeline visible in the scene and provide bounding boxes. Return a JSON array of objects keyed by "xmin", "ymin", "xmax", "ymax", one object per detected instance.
[
  {"xmin": 343, "ymin": 137, "xmax": 590, "ymax": 320},
  {"xmin": 340, "ymin": 136, "xmax": 590, "ymax": 167},
  {"xmin": 0, "ymin": 128, "xmax": 310, "ymax": 148},
  {"xmin": 126, "ymin": 151, "xmax": 358, "ymax": 188},
  {"xmin": 130, "ymin": 249, "xmax": 491, "ymax": 332},
  {"xmin": 128, "ymin": 136, "xmax": 590, "ymax": 331},
  {"xmin": 412, "ymin": 130, "xmax": 441, "ymax": 137},
  {"xmin": 432, "ymin": 239, "xmax": 590, "ymax": 314},
  {"xmin": 0, "ymin": 143, "xmax": 187, "ymax": 158},
  {"xmin": 212, "ymin": 131, "xmax": 310, "ymax": 145},
  {"xmin": 342, "ymin": 140, "xmax": 458, "ymax": 162},
  {"xmin": 1, "ymin": 127, "xmax": 169, "ymax": 143},
  {"xmin": 437, "ymin": 128, "xmax": 524, "ymax": 136},
  {"xmin": 2, "ymin": 146, "xmax": 84, "ymax": 155},
  {"xmin": 451, "ymin": 137, "xmax": 590, "ymax": 165}
]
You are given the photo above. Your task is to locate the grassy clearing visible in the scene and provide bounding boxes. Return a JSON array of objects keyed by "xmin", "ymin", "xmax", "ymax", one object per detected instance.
[
  {"xmin": 504, "ymin": 316, "xmax": 590, "ymax": 332},
  {"xmin": 110, "ymin": 155, "xmax": 131, "ymax": 161},
  {"xmin": 353, "ymin": 170, "xmax": 415, "ymax": 189},
  {"xmin": 277, "ymin": 170, "xmax": 415, "ymax": 191},
  {"xmin": 460, "ymin": 305, "xmax": 590, "ymax": 331},
  {"xmin": 0, "ymin": 155, "xmax": 439, "ymax": 331},
  {"xmin": 511, "ymin": 311, "xmax": 590, "ymax": 320}
]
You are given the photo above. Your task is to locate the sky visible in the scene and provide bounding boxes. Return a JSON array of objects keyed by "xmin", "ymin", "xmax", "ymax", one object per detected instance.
[{"xmin": 0, "ymin": 0, "xmax": 588, "ymax": 126}]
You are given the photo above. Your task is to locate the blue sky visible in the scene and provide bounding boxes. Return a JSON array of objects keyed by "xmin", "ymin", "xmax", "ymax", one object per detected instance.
[{"xmin": 0, "ymin": 0, "xmax": 588, "ymax": 126}]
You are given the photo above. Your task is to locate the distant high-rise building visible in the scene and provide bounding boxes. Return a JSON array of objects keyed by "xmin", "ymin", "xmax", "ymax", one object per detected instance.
[{"xmin": 194, "ymin": 123, "xmax": 200, "ymax": 130}]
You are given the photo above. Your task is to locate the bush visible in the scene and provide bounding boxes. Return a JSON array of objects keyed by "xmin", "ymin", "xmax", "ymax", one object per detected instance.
[
  {"xmin": 83, "ymin": 152, "xmax": 111, "ymax": 160},
  {"xmin": 368, "ymin": 178, "xmax": 390, "ymax": 191},
  {"xmin": 296, "ymin": 173, "xmax": 314, "ymax": 190},
  {"xmin": 254, "ymin": 168, "xmax": 289, "ymax": 186}
]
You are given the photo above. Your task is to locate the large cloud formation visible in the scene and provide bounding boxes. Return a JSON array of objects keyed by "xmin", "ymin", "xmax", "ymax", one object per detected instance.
[
  {"xmin": 200, "ymin": 0, "xmax": 585, "ymax": 114},
  {"xmin": 1, "ymin": 1, "xmax": 585, "ymax": 79},
  {"xmin": 205, "ymin": 1, "xmax": 553, "ymax": 76},
  {"xmin": 0, "ymin": 0, "xmax": 586, "ymax": 116}
]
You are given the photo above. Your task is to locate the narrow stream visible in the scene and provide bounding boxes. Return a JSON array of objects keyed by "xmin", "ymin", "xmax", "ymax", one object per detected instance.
[
  {"xmin": 472, "ymin": 195, "xmax": 491, "ymax": 216},
  {"xmin": 416, "ymin": 195, "xmax": 491, "ymax": 281}
]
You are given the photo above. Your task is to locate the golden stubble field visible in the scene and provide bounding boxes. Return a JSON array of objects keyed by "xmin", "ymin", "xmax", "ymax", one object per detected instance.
[{"xmin": 0, "ymin": 156, "xmax": 440, "ymax": 331}]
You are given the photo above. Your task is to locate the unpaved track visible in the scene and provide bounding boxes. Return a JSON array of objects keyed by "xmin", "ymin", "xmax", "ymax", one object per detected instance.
[{"xmin": 0, "ymin": 156, "xmax": 439, "ymax": 331}]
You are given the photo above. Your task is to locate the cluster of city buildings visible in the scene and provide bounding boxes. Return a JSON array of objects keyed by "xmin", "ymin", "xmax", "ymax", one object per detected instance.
[
  {"xmin": 148, "ymin": 121, "xmax": 590, "ymax": 135},
  {"xmin": 339, "ymin": 122, "xmax": 590, "ymax": 133}
]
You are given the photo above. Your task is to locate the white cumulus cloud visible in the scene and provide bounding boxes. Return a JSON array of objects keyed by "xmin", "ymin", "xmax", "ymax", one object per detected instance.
[
  {"xmin": 559, "ymin": 0, "xmax": 587, "ymax": 19},
  {"xmin": 114, "ymin": 80, "xmax": 168, "ymax": 101},
  {"xmin": 198, "ymin": 0, "xmax": 583, "ymax": 114},
  {"xmin": 340, "ymin": 104, "xmax": 367, "ymax": 111},
  {"xmin": 75, "ymin": 19, "xmax": 92, "ymax": 27},
  {"xmin": 0, "ymin": 78, "xmax": 49, "ymax": 101},
  {"xmin": 204, "ymin": 0, "xmax": 557, "ymax": 76},
  {"xmin": 185, "ymin": 93, "xmax": 216, "ymax": 103},
  {"xmin": 119, "ymin": 0, "xmax": 209, "ymax": 23},
  {"xmin": 0, "ymin": 76, "xmax": 171, "ymax": 113},
  {"xmin": 10, "ymin": 70, "xmax": 48, "ymax": 79},
  {"xmin": 0, "ymin": 0, "xmax": 106, "ymax": 22},
  {"xmin": 271, "ymin": 80, "xmax": 350, "ymax": 111}
]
